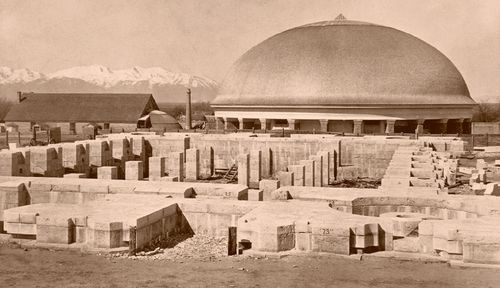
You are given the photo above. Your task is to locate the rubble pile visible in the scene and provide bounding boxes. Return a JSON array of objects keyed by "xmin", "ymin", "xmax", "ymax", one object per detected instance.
[{"xmin": 110, "ymin": 234, "xmax": 228, "ymax": 261}]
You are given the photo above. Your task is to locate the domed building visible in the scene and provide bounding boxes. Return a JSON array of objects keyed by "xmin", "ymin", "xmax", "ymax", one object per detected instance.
[{"xmin": 211, "ymin": 15, "xmax": 476, "ymax": 134}]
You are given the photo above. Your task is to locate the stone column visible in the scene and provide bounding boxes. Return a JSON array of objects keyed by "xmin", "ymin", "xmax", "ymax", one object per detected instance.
[
  {"xmin": 223, "ymin": 118, "xmax": 229, "ymax": 130},
  {"xmin": 259, "ymin": 118, "xmax": 267, "ymax": 130},
  {"xmin": 238, "ymin": 118, "xmax": 244, "ymax": 130},
  {"xmin": 299, "ymin": 159, "xmax": 315, "ymax": 187},
  {"xmin": 237, "ymin": 153, "xmax": 250, "ymax": 186},
  {"xmin": 249, "ymin": 150, "xmax": 262, "ymax": 188},
  {"xmin": 439, "ymin": 119, "xmax": 448, "ymax": 134},
  {"xmin": 456, "ymin": 119, "xmax": 464, "ymax": 134},
  {"xmin": 185, "ymin": 148, "xmax": 200, "ymax": 181},
  {"xmin": 288, "ymin": 165, "xmax": 305, "ymax": 186},
  {"xmin": 462, "ymin": 119, "xmax": 471, "ymax": 134},
  {"xmin": 216, "ymin": 117, "xmax": 222, "ymax": 130},
  {"xmin": 318, "ymin": 151, "xmax": 330, "ymax": 186},
  {"xmin": 353, "ymin": 120, "xmax": 363, "ymax": 135},
  {"xmin": 415, "ymin": 119, "xmax": 425, "ymax": 134},
  {"xmin": 319, "ymin": 120, "xmax": 328, "ymax": 132},
  {"xmin": 385, "ymin": 120, "xmax": 395, "ymax": 134},
  {"xmin": 310, "ymin": 155, "xmax": 323, "ymax": 187},
  {"xmin": 288, "ymin": 119, "xmax": 296, "ymax": 130}
]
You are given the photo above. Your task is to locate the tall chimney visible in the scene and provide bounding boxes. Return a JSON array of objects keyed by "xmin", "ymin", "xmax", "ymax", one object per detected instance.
[
  {"xmin": 17, "ymin": 91, "xmax": 23, "ymax": 103},
  {"xmin": 185, "ymin": 88, "xmax": 192, "ymax": 130}
]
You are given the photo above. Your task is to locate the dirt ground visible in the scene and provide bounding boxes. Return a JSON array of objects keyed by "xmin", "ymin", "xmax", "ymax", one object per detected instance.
[{"xmin": 1, "ymin": 244, "xmax": 499, "ymax": 288}]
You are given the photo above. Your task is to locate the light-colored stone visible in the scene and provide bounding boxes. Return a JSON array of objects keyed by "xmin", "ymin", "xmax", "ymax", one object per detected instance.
[
  {"xmin": 259, "ymin": 179, "xmax": 280, "ymax": 201},
  {"xmin": 249, "ymin": 150, "xmax": 262, "ymax": 189},
  {"xmin": 277, "ymin": 171, "xmax": 294, "ymax": 186},
  {"xmin": 185, "ymin": 148, "xmax": 200, "ymax": 181},
  {"xmin": 299, "ymin": 160, "xmax": 315, "ymax": 187},
  {"xmin": 125, "ymin": 161, "xmax": 144, "ymax": 180},
  {"xmin": 237, "ymin": 153, "xmax": 250, "ymax": 187},
  {"xmin": 97, "ymin": 166, "xmax": 117, "ymax": 180}
]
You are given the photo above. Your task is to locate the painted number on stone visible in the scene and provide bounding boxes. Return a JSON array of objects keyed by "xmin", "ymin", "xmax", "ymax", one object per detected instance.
[{"xmin": 320, "ymin": 228, "xmax": 332, "ymax": 235}]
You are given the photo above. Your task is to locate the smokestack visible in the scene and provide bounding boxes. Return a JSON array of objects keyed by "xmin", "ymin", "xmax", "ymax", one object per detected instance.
[
  {"xmin": 185, "ymin": 88, "xmax": 192, "ymax": 130},
  {"xmin": 17, "ymin": 91, "xmax": 23, "ymax": 103}
]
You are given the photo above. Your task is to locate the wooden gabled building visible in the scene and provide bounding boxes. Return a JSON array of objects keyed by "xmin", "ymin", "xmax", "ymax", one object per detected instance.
[{"xmin": 4, "ymin": 92, "xmax": 159, "ymax": 134}]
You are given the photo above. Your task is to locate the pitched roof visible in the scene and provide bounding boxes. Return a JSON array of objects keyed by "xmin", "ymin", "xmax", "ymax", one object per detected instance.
[{"xmin": 4, "ymin": 93, "xmax": 159, "ymax": 123}]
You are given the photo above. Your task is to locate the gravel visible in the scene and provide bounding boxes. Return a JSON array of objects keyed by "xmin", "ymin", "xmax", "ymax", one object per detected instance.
[{"xmin": 107, "ymin": 233, "xmax": 228, "ymax": 262}]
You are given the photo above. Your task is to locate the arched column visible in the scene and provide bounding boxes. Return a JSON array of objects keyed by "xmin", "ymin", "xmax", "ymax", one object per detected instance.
[
  {"xmin": 438, "ymin": 119, "xmax": 448, "ymax": 134},
  {"xmin": 319, "ymin": 119, "xmax": 328, "ymax": 132},
  {"xmin": 385, "ymin": 120, "xmax": 396, "ymax": 134},
  {"xmin": 415, "ymin": 119, "xmax": 425, "ymax": 134},
  {"xmin": 259, "ymin": 118, "xmax": 267, "ymax": 130},
  {"xmin": 353, "ymin": 120, "xmax": 363, "ymax": 135},
  {"xmin": 463, "ymin": 119, "xmax": 472, "ymax": 134},
  {"xmin": 238, "ymin": 118, "xmax": 244, "ymax": 130}
]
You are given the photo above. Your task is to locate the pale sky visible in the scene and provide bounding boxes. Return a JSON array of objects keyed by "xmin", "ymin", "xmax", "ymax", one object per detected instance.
[{"xmin": 1, "ymin": 0, "xmax": 499, "ymax": 102}]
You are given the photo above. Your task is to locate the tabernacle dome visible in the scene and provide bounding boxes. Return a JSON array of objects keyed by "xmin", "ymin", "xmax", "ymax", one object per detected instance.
[{"xmin": 211, "ymin": 15, "xmax": 476, "ymax": 134}]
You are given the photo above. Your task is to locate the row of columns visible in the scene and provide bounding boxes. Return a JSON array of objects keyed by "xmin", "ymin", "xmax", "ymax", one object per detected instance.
[{"xmin": 218, "ymin": 118, "xmax": 471, "ymax": 134}]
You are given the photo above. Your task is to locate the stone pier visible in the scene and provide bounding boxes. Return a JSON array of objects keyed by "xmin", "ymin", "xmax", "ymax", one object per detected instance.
[
  {"xmin": 165, "ymin": 152, "xmax": 184, "ymax": 182},
  {"xmin": 299, "ymin": 159, "xmax": 315, "ymax": 187},
  {"xmin": 288, "ymin": 165, "xmax": 305, "ymax": 186},
  {"xmin": 250, "ymin": 150, "xmax": 262, "ymax": 189},
  {"xmin": 125, "ymin": 161, "xmax": 144, "ymax": 180},
  {"xmin": 185, "ymin": 148, "xmax": 200, "ymax": 181},
  {"xmin": 148, "ymin": 156, "xmax": 165, "ymax": 181},
  {"xmin": 238, "ymin": 153, "xmax": 250, "ymax": 187},
  {"xmin": 97, "ymin": 166, "xmax": 118, "ymax": 180}
]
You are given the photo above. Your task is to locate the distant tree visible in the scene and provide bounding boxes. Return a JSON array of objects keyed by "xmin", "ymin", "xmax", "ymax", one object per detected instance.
[{"xmin": 473, "ymin": 103, "xmax": 500, "ymax": 122}]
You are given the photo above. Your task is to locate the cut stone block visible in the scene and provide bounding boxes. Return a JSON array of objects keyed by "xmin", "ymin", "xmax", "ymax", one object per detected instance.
[
  {"xmin": 318, "ymin": 151, "xmax": 330, "ymax": 185},
  {"xmin": 277, "ymin": 171, "xmax": 294, "ymax": 187},
  {"xmin": 36, "ymin": 216, "xmax": 75, "ymax": 244},
  {"xmin": 259, "ymin": 179, "xmax": 280, "ymax": 201},
  {"xmin": 63, "ymin": 173, "xmax": 86, "ymax": 179},
  {"xmin": 165, "ymin": 152, "xmax": 184, "ymax": 182},
  {"xmin": 237, "ymin": 153, "xmax": 250, "ymax": 187},
  {"xmin": 485, "ymin": 183, "xmax": 500, "ymax": 196},
  {"xmin": 125, "ymin": 161, "xmax": 144, "ymax": 180},
  {"xmin": 248, "ymin": 189, "xmax": 263, "ymax": 201},
  {"xmin": 185, "ymin": 148, "xmax": 200, "ymax": 181},
  {"xmin": 299, "ymin": 159, "xmax": 315, "ymax": 187},
  {"xmin": 97, "ymin": 166, "xmax": 118, "ymax": 180},
  {"xmin": 30, "ymin": 147, "xmax": 64, "ymax": 177},
  {"xmin": 249, "ymin": 150, "xmax": 262, "ymax": 189},
  {"xmin": 0, "ymin": 151, "xmax": 30, "ymax": 176},
  {"xmin": 288, "ymin": 165, "xmax": 305, "ymax": 186},
  {"xmin": 159, "ymin": 176, "xmax": 179, "ymax": 182},
  {"xmin": 310, "ymin": 155, "xmax": 323, "ymax": 187},
  {"xmin": 148, "ymin": 156, "xmax": 165, "ymax": 181}
]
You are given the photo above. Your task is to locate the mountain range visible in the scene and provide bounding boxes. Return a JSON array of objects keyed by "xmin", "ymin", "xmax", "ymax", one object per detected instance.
[{"xmin": 0, "ymin": 65, "xmax": 218, "ymax": 103}]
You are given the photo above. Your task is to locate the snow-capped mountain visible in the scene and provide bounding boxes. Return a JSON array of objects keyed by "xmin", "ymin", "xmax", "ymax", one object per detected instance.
[
  {"xmin": 0, "ymin": 67, "xmax": 44, "ymax": 84},
  {"xmin": 0, "ymin": 65, "xmax": 218, "ymax": 103}
]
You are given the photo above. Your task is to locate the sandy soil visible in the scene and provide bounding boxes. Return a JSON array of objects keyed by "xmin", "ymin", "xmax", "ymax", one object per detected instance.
[{"xmin": 1, "ymin": 244, "xmax": 499, "ymax": 288}]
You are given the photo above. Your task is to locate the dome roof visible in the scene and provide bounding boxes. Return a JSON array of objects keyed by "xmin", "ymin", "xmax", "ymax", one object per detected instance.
[{"xmin": 212, "ymin": 17, "xmax": 475, "ymax": 107}]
